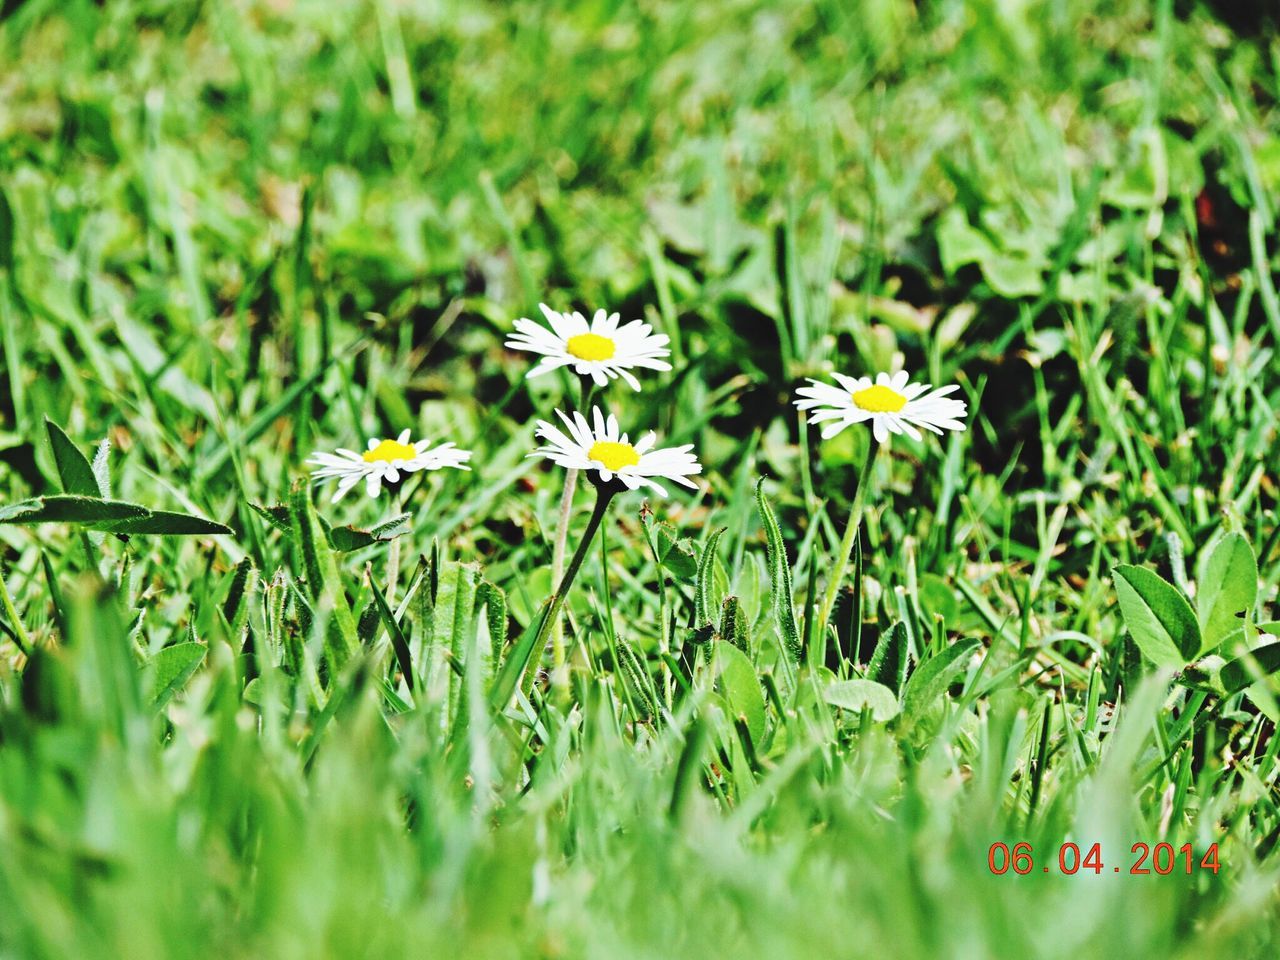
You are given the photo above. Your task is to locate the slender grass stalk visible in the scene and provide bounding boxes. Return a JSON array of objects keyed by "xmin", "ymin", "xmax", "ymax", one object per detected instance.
[{"xmin": 815, "ymin": 436, "xmax": 880, "ymax": 645}]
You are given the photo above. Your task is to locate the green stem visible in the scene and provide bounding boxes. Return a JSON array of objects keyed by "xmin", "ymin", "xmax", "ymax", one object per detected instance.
[
  {"xmin": 534, "ymin": 484, "xmax": 616, "ymax": 692},
  {"xmin": 815, "ymin": 435, "xmax": 880, "ymax": 644}
]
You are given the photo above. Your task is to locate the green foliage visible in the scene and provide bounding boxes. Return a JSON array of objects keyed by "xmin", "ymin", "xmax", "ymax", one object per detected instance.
[
  {"xmin": 1112, "ymin": 564, "xmax": 1202, "ymax": 667},
  {"xmin": 823, "ymin": 677, "xmax": 900, "ymax": 721},
  {"xmin": 2, "ymin": 1, "xmax": 1280, "ymax": 956},
  {"xmin": 1197, "ymin": 533, "xmax": 1259, "ymax": 651}
]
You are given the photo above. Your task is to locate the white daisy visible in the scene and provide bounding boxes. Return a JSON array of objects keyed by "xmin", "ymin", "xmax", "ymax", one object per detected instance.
[
  {"xmin": 531, "ymin": 406, "xmax": 701, "ymax": 496},
  {"xmin": 795, "ymin": 370, "xmax": 968, "ymax": 443},
  {"xmin": 505, "ymin": 304, "xmax": 672, "ymax": 390},
  {"xmin": 307, "ymin": 429, "xmax": 472, "ymax": 502}
]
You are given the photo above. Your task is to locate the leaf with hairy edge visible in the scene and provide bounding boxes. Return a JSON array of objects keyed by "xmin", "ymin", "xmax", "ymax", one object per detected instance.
[
  {"xmin": 1112, "ymin": 564, "xmax": 1200, "ymax": 666},
  {"xmin": 824, "ymin": 678, "xmax": 900, "ymax": 722},
  {"xmin": 91, "ymin": 439, "xmax": 111, "ymax": 497},
  {"xmin": 149, "ymin": 642, "xmax": 207, "ymax": 708},
  {"xmin": 476, "ymin": 579, "xmax": 507, "ymax": 678},
  {"xmin": 714, "ymin": 641, "xmax": 766, "ymax": 744},
  {"xmin": 100, "ymin": 510, "xmax": 231, "ymax": 536},
  {"xmin": 617, "ymin": 639, "xmax": 660, "ymax": 721},
  {"xmin": 867, "ymin": 620, "xmax": 909, "ymax": 695},
  {"xmin": 900, "ymin": 637, "xmax": 981, "ymax": 718},
  {"xmin": 1197, "ymin": 533, "xmax": 1257, "ymax": 654},
  {"xmin": 45, "ymin": 419, "xmax": 98, "ymax": 497},
  {"xmin": 695, "ymin": 527, "xmax": 727, "ymax": 628},
  {"xmin": 756, "ymin": 479, "xmax": 801, "ymax": 663},
  {"xmin": 222, "ymin": 557, "xmax": 254, "ymax": 626},
  {"xmin": 719, "ymin": 596, "xmax": 750, "ymax": 655},
  {"xmin": 0, "ymin": 496, "xmax": 149, "ymax": 528}
]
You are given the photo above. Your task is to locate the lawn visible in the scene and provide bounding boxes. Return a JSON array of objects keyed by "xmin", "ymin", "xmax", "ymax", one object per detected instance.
[{"xmin": 2, "ymin": 1, "xmax": 1280, "ymax": 957}]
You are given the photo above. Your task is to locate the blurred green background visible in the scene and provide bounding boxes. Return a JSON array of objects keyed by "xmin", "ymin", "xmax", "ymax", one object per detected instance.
[{"xmin": 3, "ymin": 2, "xmax": 1280, "ymax": 958}]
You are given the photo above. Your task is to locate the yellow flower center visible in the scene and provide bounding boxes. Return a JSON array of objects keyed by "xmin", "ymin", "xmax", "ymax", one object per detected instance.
[
  {"xmin": 588, "ymin": 440, "xmax": 640, "ymax": 472},
  {"xmin": 362, "ymin": 439, "xmax": 417, "ymax": 463},
  {"xmin": 851, "ymin": 384, "xmax": 907, "ymax": 413},
  {"xmin": 566, "ymin": 332, "xmax": 616, "ymax": 361}
]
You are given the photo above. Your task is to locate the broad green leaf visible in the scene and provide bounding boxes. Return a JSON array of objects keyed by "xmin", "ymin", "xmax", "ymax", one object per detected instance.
[
  {"xmin": 1219, "ymin": 642, "xmax": 1280, "ymax": 696},
  {"xmin": 980, "ymin": 252, "xmax": 1044, "ymax": 298},
  {"xmin": 867, "ymin": 620, "xmax": 909, "ymax": 695},
  {"xmin": 0, "ymin": 495, "xmax": 149, "ymax": 529},
  {"xmin": 824, "ymin": 678, "xmax": 900, "ymax": 722},
  {"xmin": 655, "ymin": 522, "xmax": 697, "ymax": 581},
  {"xmin": 45, "ymin": 418, "xmax": 98, "ymax": 497},
  {"xmin": 327, "ymin": 513, "xmax": 412, "ymax": 552},
  {"xmin": 901, "ymin": 637, "xmax": 981, "ymax": 717},
  {"xmin": 100, "ymin": 510, "xmax": 231, "ymax": 536},
  {"xmin": 1197, "ymin": 533, "xmax": 1257, "ymax": 653},
  {"xmin": 937, "ymin": 207, "xmax": 996, "ymax": 275},
  {"xmin": 695, "ymin": 527, "xmax": 727, "ymax": 627},
  {"xmin": 430, "ymin": 561, "xmax": 479, "ymax": 724},
  {"xmin": 714, "ymin": 641, "xmax": 766, "ymax": 744},
  {"xmin": 149, "ymin": 642, "xmax": 207, "ymax": 708},
  {"xmin": 1112, "ymin": 564, "xmax": 1200, "ymax": 666},
  {"xmin": 756, "ymin": 479, "xmax": 802, "ymax": 663}
]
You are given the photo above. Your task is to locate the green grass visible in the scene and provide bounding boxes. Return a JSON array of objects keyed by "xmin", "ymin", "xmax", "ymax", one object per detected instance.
[{"xmin": 3, "ymin": 0, "xmax": 1280, "ymax": 957}]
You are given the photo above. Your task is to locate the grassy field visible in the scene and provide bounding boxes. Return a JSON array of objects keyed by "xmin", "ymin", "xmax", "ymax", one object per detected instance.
[{"xmin": 2, "ymin": 0, "xmax": 1280, "ymax": 957}]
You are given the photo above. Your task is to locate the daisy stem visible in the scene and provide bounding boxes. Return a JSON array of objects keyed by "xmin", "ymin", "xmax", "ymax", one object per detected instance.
[
  {"xmin": 537, "ymin": 485, "xmax": 616, "ymax": 698},
  {"xmin": 814, "ymin": 435, "xmax": 880, "ymax": 654}
]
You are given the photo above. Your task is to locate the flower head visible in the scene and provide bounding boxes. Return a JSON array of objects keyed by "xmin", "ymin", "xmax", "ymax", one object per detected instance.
[
  {"xmin": 307, "ymin": 429, "xmax": 472, "ymax": 502},
  {"xmin": 532, "ymin": 407, "xmax": 701, "ymax": 496},
  {"xmin": 795, "ymin": 370, "xmax": 968, "ymax": 443},
  {"xmin": 506, "ymin": 304, "xmax": 671, "ymax": 390}
]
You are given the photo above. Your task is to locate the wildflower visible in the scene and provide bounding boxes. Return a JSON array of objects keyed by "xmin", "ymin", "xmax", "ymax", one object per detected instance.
[
  {"xmin": 532, "ymin": 407, "xmax": 700, "ymax": 496},
  {"xmin": 795, "ymin": 369, "xmax": 968, "ymax": 648},
  {"xmin": 307, "ymin": 429, "xmax": 471, "ymax": 502},
  {"xmin": 794, "ymin": 370, "xmax": 968, "ymax": 443},
  {"xmin": 506, "ymin": 304, "xmax": 671, "ymax": 390}
]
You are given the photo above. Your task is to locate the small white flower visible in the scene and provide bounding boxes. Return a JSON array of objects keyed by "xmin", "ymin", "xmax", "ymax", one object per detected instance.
[
  {"xmin": 307, "ymin": 429, "xmax": 472, "ymax": 502},
  {"xmin": 532, "ymin": 406, "xmax": 701, "ymax": 496},
  {"xmin": 795, "ymin": 370, "xmax": 968, "ymax": 443},
  {"xmin": 506, "ymin": 304, "xmax": 672, "ymax": 390}
]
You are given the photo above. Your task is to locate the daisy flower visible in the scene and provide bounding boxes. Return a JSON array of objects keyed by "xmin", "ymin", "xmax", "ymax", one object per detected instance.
[
  {"xmin": 506, "ymin": 304, "xmax": 672, "ymax": 390},
  {"xmin": 531, "ymin": 407, "xmax": 701, "ymax": 496},
  {"xmin": 795, "ymin": 370, "xmax": 968, "ymax": 443},
  {"xmin": 307, "ymin": 429, "xmax": 472, "ymax": 502}
]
